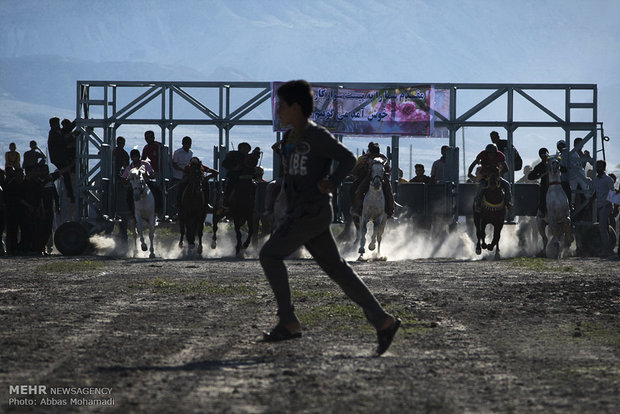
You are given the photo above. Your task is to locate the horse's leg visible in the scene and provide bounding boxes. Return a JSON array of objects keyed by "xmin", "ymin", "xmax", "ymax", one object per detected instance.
[
  {"xmin": 148, "ymin": 217, "xmax": 155, "ymax": 258},
  {"xmin": 178, "ymin": 214, "xmax": 185, "ymax": 249},
  {"xmin": 136, "ymin": 214, "xmax": 147, "ymax": 252},
  {"xmin": 197, "ymin": 214, "xmax": 204, "ymax": 255},
  {"xmin": 474, "ymin": 215, "xmax": 482, "ymax": 255},
  {"xmin": 211, "ymin": 212, "xmax": 219, "ymax": 249},
  {"xmin": 243, "ymin": 213, "xmax": 254, "ymax": 250},
  {"xmin": 234, "ymin": 217, "xmax": 243, "ymax": 256},
  {"xmin": 490, "ymin": 221, "xmax": 503, "ymax": 259},
  {"xmin": 376, "ymin": 215, "xmax": 386, "ymax": 257},
  {"xmin": 537, "ymin": 217, "xmax": 548, "ymax": 257},
  {"xmin": 358, "ymin": 216, "xmax": 368, "ymax": 255},
  {"xmin": 369, "ymin": 218, "xmax": 378, "ymax": 251},
  {"xmin": 353, "ymin": 216, "xmax": 361, "ymax": 245}
]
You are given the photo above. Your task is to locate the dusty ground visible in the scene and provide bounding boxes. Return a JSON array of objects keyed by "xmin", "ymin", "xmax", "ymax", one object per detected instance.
[{"xmin": 1, "ymin": 244, "xmax": 619, "ymax": 413}]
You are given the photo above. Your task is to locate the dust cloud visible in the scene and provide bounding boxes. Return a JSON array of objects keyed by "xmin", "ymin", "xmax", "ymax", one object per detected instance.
[{"xmin": 88, "ymin": 217, "xmax": 557, "ymax": 262}]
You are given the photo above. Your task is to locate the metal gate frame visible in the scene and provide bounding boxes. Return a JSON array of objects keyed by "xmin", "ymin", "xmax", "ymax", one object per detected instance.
[{"xmin": 74, "ymin": 81, "xmax": 601, "ymax": 225}]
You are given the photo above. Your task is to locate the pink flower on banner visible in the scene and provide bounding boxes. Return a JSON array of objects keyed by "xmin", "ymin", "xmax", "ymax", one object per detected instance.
[{"xmin": 383, "ymin": 101, "xmax": 427, "ymax": 122}]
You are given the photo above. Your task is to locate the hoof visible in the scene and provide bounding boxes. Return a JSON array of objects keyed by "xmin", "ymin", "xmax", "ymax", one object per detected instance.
[
  {"xmin": 369, "ymin": 243, "xmax": 376, "ymax": 251},
  {"xmin": 197, "ymin": 245, "xmax": 203, "ymax": 255},
  {"xmin": 149, "ymin": 252, "xmax": 155, "ymax": 259},
  {"xmin": 211, "ymin": 241, "xmax": 217, "ymax": 249},
  {"xmin": 476, "ymin": 247, "xmax": 482, "ymax": 255},
  {"xmin": 141, "ymin": 243, "xmax": 148, "ymax": 251},
  {"xmin": 178, "ymin": 242, "xmax": 183, "ymax": 248}
]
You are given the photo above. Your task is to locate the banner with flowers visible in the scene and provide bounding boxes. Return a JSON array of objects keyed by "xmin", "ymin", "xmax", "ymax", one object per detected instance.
[{"xmin": 272, "ymin": 83, "xmax": 450, "ymax": 137}]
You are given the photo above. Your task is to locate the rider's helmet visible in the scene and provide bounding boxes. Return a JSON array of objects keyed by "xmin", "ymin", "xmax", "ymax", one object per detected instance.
[
  {"xmin": 485, "ymin": 143, "xmax": 498, "ymax": 153},
  {"xmin": 556, "ymin": 140, "xmax": 566, "ymax": 150}
]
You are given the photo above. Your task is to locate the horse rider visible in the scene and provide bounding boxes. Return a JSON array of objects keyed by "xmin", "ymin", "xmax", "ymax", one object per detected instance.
[
  {"xmin": 468, "ymin": 143, "xmax": 513, "ymax": 214},
  {"xmin": 221, "ymin": 142, "xmax": 261, "ymax": 209},
  {"xmin": 350, "ymin": 142, "xmax": 395, "ymax": 218},
  {"xmin": 178, "ymin": 157, "xmax": 218, "ymax": 212},
  {"xmin": 121, "ymin": 149, "xmax": 163, "ymax": 218}
]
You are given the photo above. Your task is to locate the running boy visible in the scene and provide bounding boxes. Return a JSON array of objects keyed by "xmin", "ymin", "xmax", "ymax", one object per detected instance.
[{"xmin": 259, "ymin": 80, "xmax": 400, "ymax": 355}]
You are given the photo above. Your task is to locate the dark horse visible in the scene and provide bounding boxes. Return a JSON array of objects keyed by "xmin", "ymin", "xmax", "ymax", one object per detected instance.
[
  {"xmin": 178, "ymin": 158, "xmax": 209, "ymax": 256},
  {"xmin": 474, "ymin": 168, "xmax": 506, "ymax": 259},
  {"xmin": 211, "ymin": 177, "xmax": 256, "ymax": 256}
]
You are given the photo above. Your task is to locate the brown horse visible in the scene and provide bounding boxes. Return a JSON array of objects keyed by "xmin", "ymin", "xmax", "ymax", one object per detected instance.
[
  {"xmin": 178, "ymin": 158, "xmax": 208, "ymax": 256},
  {"xmin": 474, "ymin": 169, "xmax": 506, "ymax": 259},
  {"xmin": 211, "ymin": 176, "xmax": 256, "ymax": 257}
]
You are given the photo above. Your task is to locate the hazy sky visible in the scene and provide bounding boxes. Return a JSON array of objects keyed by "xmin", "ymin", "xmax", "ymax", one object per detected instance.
[{"xmin": 1, "ymin": 0, "xmax": 619, "ymax": 175}]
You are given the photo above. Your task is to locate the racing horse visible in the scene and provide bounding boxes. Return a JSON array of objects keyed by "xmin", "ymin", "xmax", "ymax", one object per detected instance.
[
  {"xmin": 211, "ymin": 175, "xmax": 257, "ymax": 256},
  {"xmin": 539, "ymin": 155, "xmax": 573, "ymax": 258},
  {"xmin": 178, "ymin": 158, "xmax": 208, "ymax": 256},
  {"xmin": 355, "ymin": 158, "xmax": 388, "ymax": 260},
  {"xmin": 128, "ymin": 167, "xmax": 156, "ymax": 258},
  {"xmin": 473, "ymin": 167, "xmax": 506, "ymax": 259}
]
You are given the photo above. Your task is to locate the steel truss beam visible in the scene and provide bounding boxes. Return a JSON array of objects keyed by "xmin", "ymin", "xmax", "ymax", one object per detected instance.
[{"xmin": 75, "ymin": 81, "xmax": 599, "ymax": 224}]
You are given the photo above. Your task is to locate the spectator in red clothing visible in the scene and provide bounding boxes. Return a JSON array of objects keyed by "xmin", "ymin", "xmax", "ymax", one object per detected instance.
[{"xmin": 141, "ymin": 130, "xmax": 163, "ymax": 173}]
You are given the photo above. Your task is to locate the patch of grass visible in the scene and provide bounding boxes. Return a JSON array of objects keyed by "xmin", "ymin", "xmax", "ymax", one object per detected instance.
[
  {"xmin": 574, "ymin": 321, "xmax": 620, "ymax": 346},
  {"xmin": 37, "ymin": 259, "xmax": 107, "ymax": 273},
  {"xmin": 129, "ymin": 277, "xmax": 258, "ymax": 296},
  {"xmin": 298, "ymin": 303, "xmax": 366, "ymax": 329},
  {"xmin": 297, "ymin": 302, "xmax": 428, "ymax": 336},
  {"xmin": 507, "ymin": 257, "xmax": 574, "ymax": 272}
]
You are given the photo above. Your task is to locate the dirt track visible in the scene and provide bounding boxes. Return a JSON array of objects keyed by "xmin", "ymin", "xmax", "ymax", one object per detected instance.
[{"xmin": 1, "ymin": 253, "xmax": 619, "ymax": 413}]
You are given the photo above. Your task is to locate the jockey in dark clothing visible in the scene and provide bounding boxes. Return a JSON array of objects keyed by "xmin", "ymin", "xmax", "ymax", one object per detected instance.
[
  {"xmin": 177, "ymin": 157, "xmax": 218, "ymax": 211},
  {"xmin": 222, "ymin": 142, "xmax": 260, "ymax": 209},
  {"xmin": 469, "ymin": 143, "xmax": 513, "ymax": 213},
  {"xmin": 350, "ymin": 142, "xmax": 395, "ymax": 218}
]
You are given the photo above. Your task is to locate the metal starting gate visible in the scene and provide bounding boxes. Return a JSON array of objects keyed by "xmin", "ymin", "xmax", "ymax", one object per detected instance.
[{"xmin": 64, "ymin": 81, "xmax": 608, "ymax": 254}]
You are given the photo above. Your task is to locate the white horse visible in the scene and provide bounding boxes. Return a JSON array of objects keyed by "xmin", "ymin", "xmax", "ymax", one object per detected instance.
[
  {"xmin": 128, "ymin": 167, "xmax": 156, "ymax": 258},
  {"xmin": 356, "ymin": 159, "xmax": 388, "ymax": 260},
  {"xmin": 539, "ymin": 155, "xmax": 574, "ymax": 258}
]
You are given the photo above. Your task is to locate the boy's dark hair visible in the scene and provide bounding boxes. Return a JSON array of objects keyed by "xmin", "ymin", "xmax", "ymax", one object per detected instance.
[
  {"xmin": 277, "ymin": 80, "xmax": 314, "ymax": 118},
  {"xmin": 238, "ymin": 142, "xmax": 251, "ymax": 152},
  {"xmin": 130, "ymin": 149, "xmax": 141, "ymax": 158},
  {"xmin": 49, "ymin": 117, "xmax": 60, "ymax": 127},
  {"xmin": 415, "ymin": 163, "xmax": 424, "ymax": 169}
]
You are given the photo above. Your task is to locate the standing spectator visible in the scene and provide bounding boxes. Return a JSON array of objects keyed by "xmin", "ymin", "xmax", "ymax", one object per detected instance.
[
  {"xmin": 259, "ymin": 80, "xmax": 400, "ymax": 354},
  {"xmin": 516, "ymin": 165, "xmax": 537, "ymax": 184},
  {"xmin": 3, "ymin": 167, "xmax": 23, "ymax": 255},
  {"xmin": 61, "ymin": 118, "xmax": 78, "ymax": 167},
  {"xmin": 0, "ymin": 168, "xmax": 5, "ymax": 255},
  {"xmin": 569, "ymin": 137, "xmax": 594, "ymax": 206},
  {"xmin": 409, "ymin": 164, "xmax": 431, "ymax": 183},
  {"xmin": 22, "ymin": 140, "xmax": 46, "ymax": 172},
  {"xmin": 48, "ymin": 117, "xmax": 75, "ymax": 203},
  {"xmin": 171, "ymin": 136, "xmax": 193, "ymax": 216},
  {"xmin": 592, "ymin": 160, "xmax": 615, "ymax": 257},
  {"xmin": 39, "ymin": 164, "xmax": 60, "ymax": 255},
  {"xmin": 111, "ymin": 136, "xmax": 130, "ymax": 238},
  {"xmin": 19, "ymin": 163, "xmax": 44, "ymax": 254},
  {"xmin": 5, "ymin": 142, "xmax": 21, "ymax": 169},
  {"xmin": 555, "ymin": 140, "xmax": 572, "ymax": 203},
  {"xmin": 430, "ymin": 145, "xmax": 448, "ymax": 183},
  {"xmin": 528, "ymin": 148, "xmax": 551, "ymax": 218},
  {"xmin": 112, "ymin": 136, "xmax": 130, "ymax": 176},
  {"xmin": 142, "ymin": 130, "xmax": 163, "ymax": 173}
]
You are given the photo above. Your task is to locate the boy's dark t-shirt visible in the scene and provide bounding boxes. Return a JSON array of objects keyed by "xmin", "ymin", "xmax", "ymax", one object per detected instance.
[{"xmin": 281, "ymin": 121, "xmax": 355, "ymax": 215}]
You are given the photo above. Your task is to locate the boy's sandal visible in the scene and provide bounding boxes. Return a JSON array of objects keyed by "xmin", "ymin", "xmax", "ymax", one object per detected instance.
[
  {"xmin": 376, "ymin": 317, "xmax": 401, "ymax": 356},
  {"xmin": 262, "ymin": 324, "xmax": 302, "ymax": 342}
]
